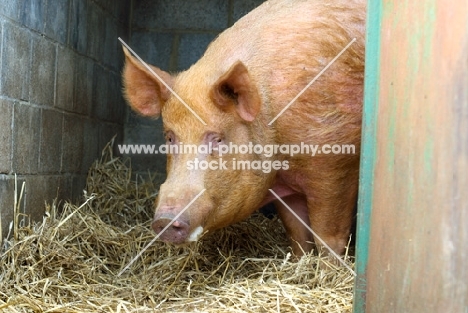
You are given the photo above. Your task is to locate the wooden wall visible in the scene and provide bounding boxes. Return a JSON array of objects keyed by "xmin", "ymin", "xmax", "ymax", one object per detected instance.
[{"xmin": 355, "ymin": 1, "xmax": 468, "ymax": 312}]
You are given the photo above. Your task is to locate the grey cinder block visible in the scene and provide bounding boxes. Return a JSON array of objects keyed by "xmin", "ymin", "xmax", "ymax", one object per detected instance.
[
  {"xmin": 114, "ymin": 0, "xmax": 131, "ymax": 26},
  {"xmin": 129, "ymin": 31, "xmax": 175, "ymax": 71},
  {"xmin": 12, "ymin": 103, "xmax": 41, "ymax": 174},
  {"xmin": 56, "ymin": 45, "xmax": 75, "ymax": 111},
  {"xmin": 123, "ymin": 123, "xmax": 166, "ymax": 174},
  {"xmin": 44, "ymin": 0, "xmax": 70, "ymax": 44},
  {"xmin": 177, "ymin": 33, "xmax": 217, "ymax": 71},
  {"xmin": 124, "ymin": 121, "xmax": 165, "ymax": 146},
  {"xmin": 23, "ymin": 175, "xmax": 59, "ymax": 222},
  {"xmin": 93, "ymin": 0, "xmax": 113, "ymax": 14},
  {"xmin": 115, "ymin": 23, "xmax": 129, "ymax": 70},
  {"xmin": 133, "ymin": 0, "xmax": 228, "ymax": 31},
  {"xmin": 91, "ymin": 69, "xmax": 124, "ymax": 125},
  {"xmin": 0, "ymin": 22, "xmax": 2, "ymax": 93},
  {"xmin": 71, "ymin": 174, "xmax": 86, "ymax": 203},
  {"xmin": 20, "ymin": 0, "xmax": 45, "ymax": 33},
  {"xmin": 99, "ymin": 122, "xmax": 123, "ymax": 153},
  {"xmin": 91, "ymin": 64, "xmax": 109, "ymax": 120},
  {"xmin": 231, "ymin": 0, "xmax": 266, "ymax": 24},
  {"xmin": 81, "ymin": 118, "xmax": 99, "ymax": 175},
  {"xmin": 107, "ymin": 72, "xmax": 125, "ymax": 125},
  {"xmin": 103, "ymin": 14, "xmax": 119, "ymax": 71},
  {"xmin": 61, "ymin": 114, "xmax": 84, "ymax": 173},
  {"xmin": 126, "ymin": 107, "xmax": 161, "ymax": 129},
  {"xmin": 74, "ymin": 55, "xmax": 93, "ymax": 115},
  {"xmin": 57, "ymin": 175, "xmax": 73, "ymax": 203},
  {"xmin": 39, "ymin": 109, "xmax": 63, "ymax": 173},
  {"xmin": 0, "ymin": 0, "xmax": 21, "ymax": 20},
  {"xmin": 30, "ymin": 34, "xmax": 56, "ymax": 106},
  {"xmin": 86, "ymin": 3, "xmax": 105, "ymax": 61},
  {"xmin": 1, "ymin": 22, "xmax": 31, "ymax": 101},
  {"xmin": 0, "ymin": 99, "xmax": 13, "ymax": 174},
  {"xmin": 68, "ymin": 0, "xmax": 88, "ymax": 54}
]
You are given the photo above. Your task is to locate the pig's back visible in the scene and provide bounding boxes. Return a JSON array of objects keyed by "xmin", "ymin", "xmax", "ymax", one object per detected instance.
[
  {"xmin": 197, "ymin": 0, "xmax": 366, "ymax": 126},
  {"xmin": 201, "ymin": 0, "xmax": 365, "ymax": 76}
]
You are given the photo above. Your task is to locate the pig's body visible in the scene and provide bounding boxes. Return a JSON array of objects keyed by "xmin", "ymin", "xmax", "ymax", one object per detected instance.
[{"xmin": 123, "ymin": 0, "xmax": 366, "ymax": 258}]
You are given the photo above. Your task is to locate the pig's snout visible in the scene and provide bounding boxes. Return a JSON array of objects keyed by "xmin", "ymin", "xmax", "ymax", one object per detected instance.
[{"xmin": 152, "ymin": 213, "xmax": 190, "ymax": 245}]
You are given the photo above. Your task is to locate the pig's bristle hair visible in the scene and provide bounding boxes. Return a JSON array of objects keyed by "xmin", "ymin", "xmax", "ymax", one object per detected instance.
[{"xmin": 0, "ymin": 139, "xmax": 354, "ymax": 312}]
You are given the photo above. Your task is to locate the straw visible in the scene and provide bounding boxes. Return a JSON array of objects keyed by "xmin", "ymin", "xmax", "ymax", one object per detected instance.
[{"xmin": 0, "ymin": 140, "xmax": 354, "ymax": 312}]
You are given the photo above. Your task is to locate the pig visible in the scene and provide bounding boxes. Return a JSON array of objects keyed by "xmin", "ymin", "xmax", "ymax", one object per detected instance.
[{"xmin": 122, "ymin": 0, "xmax": 366, "ymax": 260}]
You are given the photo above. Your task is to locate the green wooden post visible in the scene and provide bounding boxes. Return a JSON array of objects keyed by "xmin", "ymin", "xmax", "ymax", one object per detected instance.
[
  {"xmin": 355, "ymin": 0, "xmax": 468, "ymax": 312},
  {"xmin": 353, "ymin": 1, "xmax": 382, "ymax": 312}
]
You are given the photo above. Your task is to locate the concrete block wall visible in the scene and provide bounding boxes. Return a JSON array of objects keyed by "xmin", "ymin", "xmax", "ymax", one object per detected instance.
[
  {"xmin": 0, "ymin": 0, "xmax": 130, "ymax": 239},
  {"xmin": 124, "ymin": 0, "xmax": 266, "ymax": 177}
]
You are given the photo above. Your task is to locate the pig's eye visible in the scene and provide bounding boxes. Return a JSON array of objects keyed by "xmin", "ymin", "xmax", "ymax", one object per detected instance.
[
  {"xmin": 212, "ymin": 138, "xmax": 222, "ymax": 147},
  {"xmin": 165, "ymin": 131, "xmax": 176, "ymax": 144},
  {"xmin": 210, "ymin": 135, "xmax": 223, "ymax": 146},
  {"xmin": 205, "ymin": 132, "xmax": 224, "ymax": 148}
]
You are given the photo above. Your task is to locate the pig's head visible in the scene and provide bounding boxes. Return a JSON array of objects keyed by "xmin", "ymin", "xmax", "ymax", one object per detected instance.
[{"xmin": 122, "ymin": 47, "xmax": 276, "ymax": 245}]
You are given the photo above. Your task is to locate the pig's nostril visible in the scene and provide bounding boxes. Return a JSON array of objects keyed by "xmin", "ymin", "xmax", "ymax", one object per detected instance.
[{"xmin": 172, "ymin": 220, "xmax": 183, "ymax": 229}]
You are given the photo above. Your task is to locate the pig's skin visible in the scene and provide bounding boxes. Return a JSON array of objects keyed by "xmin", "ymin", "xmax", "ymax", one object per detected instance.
[{"xmin": 122, "ymin": 0, "xmax": 366, "ymax": 259}]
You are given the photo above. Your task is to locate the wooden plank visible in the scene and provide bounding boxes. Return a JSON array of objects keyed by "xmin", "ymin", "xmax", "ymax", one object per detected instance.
[{"xmin": 364, "ymin": 0, "xmax": 468, "ymax": 311}]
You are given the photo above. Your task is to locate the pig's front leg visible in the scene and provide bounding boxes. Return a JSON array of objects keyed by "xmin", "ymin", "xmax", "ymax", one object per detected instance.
[
  {"xmin": 274, "ymin": 174, "xmax": 357, "ymax": 261},
  {"xmin": 274, "ymin": 194, "xmax": 314, "ymax": 256},
  {"xmin": 305, "ymin": 170, "xmax": 359, "ymax": 260}
]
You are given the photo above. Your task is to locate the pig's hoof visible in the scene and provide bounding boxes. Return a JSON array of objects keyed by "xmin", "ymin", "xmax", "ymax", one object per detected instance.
[{"xmin": 152, "ymin": 216, "xmax": 190, "ymax": 244}]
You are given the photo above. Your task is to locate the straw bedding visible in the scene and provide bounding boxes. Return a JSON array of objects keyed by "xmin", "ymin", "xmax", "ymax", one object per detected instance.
[{"xmin": 0, "ymin": 141, "xmax": 355, "ymax": 312}]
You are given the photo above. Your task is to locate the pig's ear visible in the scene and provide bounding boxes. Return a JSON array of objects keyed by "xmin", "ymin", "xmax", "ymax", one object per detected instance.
[
  {"xmin": 122, "ymin": 46, "xmax": 173, "ymax": 117},
  {"xmin": 211, "ymin": 61, "xmax": 261, "ymax": 122}
]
